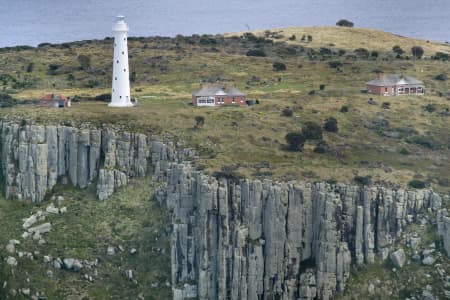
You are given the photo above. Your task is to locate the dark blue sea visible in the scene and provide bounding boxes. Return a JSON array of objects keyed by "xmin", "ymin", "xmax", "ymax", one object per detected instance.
[{"xmin": 1, "ymin": 0, "xmax": 449, "ymax": 47}]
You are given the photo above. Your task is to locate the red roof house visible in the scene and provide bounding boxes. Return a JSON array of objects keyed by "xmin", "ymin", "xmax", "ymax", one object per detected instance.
[
  {"xmin": 40, "ymin": 94, "xmax": 71, "ymax": 108},
  {"xmin": 192, "ymin": 85, "xmax": 246, "ymax": 106},
  {"xmin": 366, "ymin": 75, "xmax": 425, "ymax": 96}
]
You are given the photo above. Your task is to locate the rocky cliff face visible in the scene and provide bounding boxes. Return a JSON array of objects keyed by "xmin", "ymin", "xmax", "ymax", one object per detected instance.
[
  {"xmin": 160, "ymin": 163, "xmax": 446, "ymax": 300},
  {"xmin": 0, "ymin": 121, "xmax": 192, "ymax": 202},
  {"xmin": 1, "ymin": 121, "xmax": 448, "ymax": 300}
]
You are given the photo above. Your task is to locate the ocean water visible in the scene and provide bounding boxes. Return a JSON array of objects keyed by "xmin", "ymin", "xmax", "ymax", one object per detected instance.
[{"xmin": 1, "ymin": 0, "xmax": 449, "ymax": 47}]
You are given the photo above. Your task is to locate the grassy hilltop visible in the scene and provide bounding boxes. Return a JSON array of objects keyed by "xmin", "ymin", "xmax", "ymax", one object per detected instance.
[{"xmin": 0, "ymin": 26, "xmax": 449, "ymax": 192}]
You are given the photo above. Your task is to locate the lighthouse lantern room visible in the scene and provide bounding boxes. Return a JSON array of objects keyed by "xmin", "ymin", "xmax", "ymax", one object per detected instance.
[{"xmin": 109, "ymin": 15, "xmax": 133, "ymax": 107}]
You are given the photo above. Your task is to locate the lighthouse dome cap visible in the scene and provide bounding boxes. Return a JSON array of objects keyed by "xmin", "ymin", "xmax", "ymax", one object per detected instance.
[{"xmin": 113, "ymin": 15, "xmax": 129, "ymax": 32}]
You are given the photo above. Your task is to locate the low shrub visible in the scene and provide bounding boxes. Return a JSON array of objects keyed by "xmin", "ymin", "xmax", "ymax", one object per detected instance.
[
  {"xmin": 323, "ymin": 117, "xmax": 338, "ymax": 132},
  {"xmin": 273, "ymin": 62, "xmax": 287, "ymax": 71},
  {"xmin": 433, "ymin": 52, "xmax": 450, "ymax": 61},
  {"xmin": 336, "ymin": 19, "xmax": 354, "ymax": 27},
  {"xmin": 340, "ymin": 105, "xmax": 349, "ymax": 113},
  {"xmin": 328, "ymin": 61, "xmax": 342, "ymax": 68},
  {"xmin": 424, "ymin": 104, "xmax": 436, "ymax": 113},
  {"xmin": 281, "ymin": 107, "xmax": 293, "ymax": 117},
  {"xmin": 408, "ymin": 179, "xmax": 426, "ymax": 189},
  {"xmin": 285, "ymin": 132, "xmax": 306, "ymax": 151},
  {"xmin": 246, "ymin": 49, "xmax": 266, "ymax": 57},
  {"xmin": 433, "ymin": 74, "xmax": 448, "ymax": 81},
  {"xmin": 354, "ymin": 175, "xmax": 372, "ymax": 186},
  {"xmin": 302, "ymin": 121, "xmax": 323, "ymax": 140},
  {"xmin": 392, "ymin": 45, "xmax": 404, "ymax": 55}
]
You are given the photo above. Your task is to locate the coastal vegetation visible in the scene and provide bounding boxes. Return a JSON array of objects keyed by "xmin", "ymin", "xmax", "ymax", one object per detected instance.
[{"xmin": 0, "ymin": 26, "xmax": 449, "ymax": 193}]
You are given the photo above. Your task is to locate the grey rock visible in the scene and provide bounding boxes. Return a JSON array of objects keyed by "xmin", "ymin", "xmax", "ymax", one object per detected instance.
[
  {"xmin": 23, "ymin": 215, "xmax": 37, "ymax": 229},
  {"xmin": 28, "ymin": 222, "xmax": 51, "ymax": 234},
  {"xmin": 5, "ymin": 243, "xmax": 15, "ymax": 254},
  {"xmin": 390, "ymin": 249, "xmax": 407, "ymax": 268},
  {"xmin": 107, "ymin": 246, "xmax": 115, "ymax": 255},
  {"xmin": 63, "ymin": 258, "xmax": 75, "ymax": 269},
  {"xmin": 422, "ymin": 256, "xmax": 436, "ymax": 265},
  {"xmin": 6, "ymin": 256, "xmax": 17, "ymax": 266}
]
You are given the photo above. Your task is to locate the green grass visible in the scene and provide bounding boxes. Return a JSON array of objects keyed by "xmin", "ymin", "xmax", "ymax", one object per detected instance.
[{"xmin": 0, "ymin": 177, "xmax": 171, "ymax": 299}]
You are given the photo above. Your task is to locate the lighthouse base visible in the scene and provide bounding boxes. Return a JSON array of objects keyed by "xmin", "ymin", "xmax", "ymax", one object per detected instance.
[{"xmin": 108, "ymin": 102, "xmax": 134, "ymax": 107}]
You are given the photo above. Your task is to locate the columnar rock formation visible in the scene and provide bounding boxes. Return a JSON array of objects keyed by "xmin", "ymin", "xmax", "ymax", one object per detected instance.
[
  {"xmin": 0, "ymin": 121, "xmax": 192, "ymax": 202},
  {"xmin": 161, "ymin": 163, "xmax": 444, "ymax": 300},
  {"xmin": 0, "ymin": 121, "xmax": 447, "ymax": 300}
]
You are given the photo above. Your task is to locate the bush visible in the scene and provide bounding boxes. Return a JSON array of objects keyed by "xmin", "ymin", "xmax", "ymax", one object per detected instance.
[
  {"xmin": 370, "ymin": 51, "xmax": 379, "ymax": 58},
  {"xmin": 308, "ymin": 90, "xmax": 316, "ymax": 95},
  {"xmin": 307, "ymin": 35, "xmax": 313, "ymax": 42},
  {"xmin": 302, "ymin": 121, "xmax": 323, "ymax": 140},
  {"xmin": 424, "ymin": 104, "xmax": 436, "ymax": 113},
  {"xmin": 77, "ymin": 54, "xmax": 91, "ymax": 70},
  {"xmin": 381, "ymin": 102, "xmax": 391, "ymax": 109},
  {"xmin": 0, "ymin": 92, "xmax": 15, "ymax": 107},
  {"xmin": 328, "ymin": 61, "xmax": 342, "ymax": 68},
  {"xmin": 246, "ymin": 49, "xmax": 266, "ymax": 57},
  {"xmin": 399, "ymin": 147, "xmax": 410, "ymax": 155},
  {"xmin": 411, "ymin": 46, "xmax": 424, "ymax": 58},
  {"xmin": 319, "ymin": 47, "xmax": 332, "ymax": 55},
  {"xmin": 313, "ymin": 140, "xmax": 329, "ymax": 153},
  {"xmin": 408, "ymin": 180, "xmax": 426, "ymax": 189},
  {"xmin": 195, "ymin": 116, "xmax": 205, "ymax": 128},
  {"xmin": 392, "ymin": 45, "xmax": 404, "ymax": 55},
  {"xmin": 323, "ymin": 117, "xmax": 338, "ymax": 132},
  {"xmin": 26, "ymin": 63, "xmax": 34, "ymax": 73},
  {"xmin": 340, "ymin": 105, "xmax": 349, "ymax": 113},
  {"xmin": 94, "ymin": 93, "xmax": 111, "ymax": 101},
  {"xmin": 319, "ymin": 84, "xmax": 326, "ymax": 91},
  {"xmin": 273, "ymin": 62, "xmax": 287, "ymax": 71},
  {"xmin": 336, "ymin": 19, "xmax": 354, "ymax": 27},
  {"xmin": 433, "ymin": 52, "xmax": 450, "ymax": 61},
  {"xmin": 288, "ymin": 34, "xmax": 296, "ymax": 41},
  {"xmin": 285, "ymin": 132, "xmax": 306, "ymax": 151},
  {"xmin": 354, "ymin": 175, "xmax": 372, "ymax": 186},
  {"xmin": 281, "ymin": 107, "xmax": 293, "ymax": 117},
  {"xmin": 433, "ymin": 73, "xmax": 448, "ymax": 81},
  {"xmin": 354, "ymin": 48, "xmax": 369, "ymax": 58}
]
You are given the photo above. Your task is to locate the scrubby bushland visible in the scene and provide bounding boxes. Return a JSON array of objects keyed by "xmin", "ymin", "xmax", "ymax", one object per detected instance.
[
  {"xmin": 323, "ymin": 117, "xmax": 338, "ymax": 132},
  {"xmin": 336, "ymin": 19, "xmax": 354, "ymax": 27},
  {"xmin": 302, "ymin": 121, "xmax": 323, "ymax": 140},
  {"xmin": 411, "ymin": 46, "xmax": 424, "ymax": 59},
  {"xmin": 285, "ymin": 132, "xmax": 306, "ymax": 151}
]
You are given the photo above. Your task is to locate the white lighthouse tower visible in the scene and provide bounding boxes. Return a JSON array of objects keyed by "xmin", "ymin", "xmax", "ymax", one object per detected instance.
[{"xmin": 109, "ymin": 15, "xmax": 132, "ymax": 107}]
